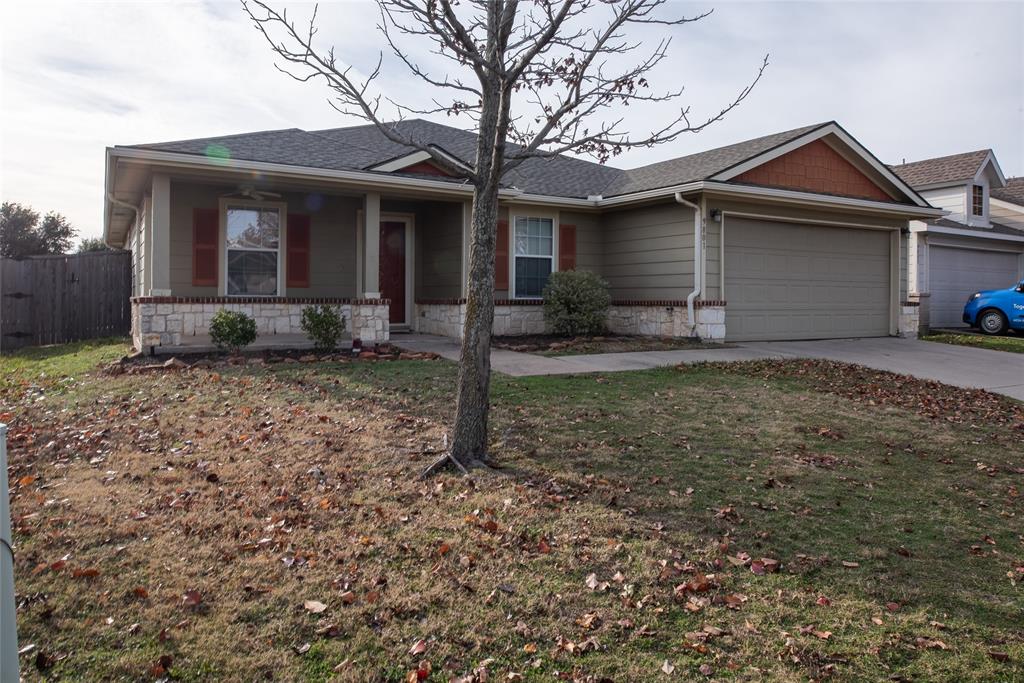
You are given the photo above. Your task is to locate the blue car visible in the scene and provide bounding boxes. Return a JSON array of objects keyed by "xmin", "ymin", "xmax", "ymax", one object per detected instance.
[{"xmin": 963, "ymin": 280, "xmax": 1024, "ymax": 335}]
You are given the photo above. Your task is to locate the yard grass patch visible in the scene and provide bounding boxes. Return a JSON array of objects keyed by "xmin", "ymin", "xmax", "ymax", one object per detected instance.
[
  {"xmin": 922, "ymin": 331, "xmax": 1024, "ymax": 354},
  {"xmin": 3, "ymin": 339, "xmax": 1022, "ymax": 681}
]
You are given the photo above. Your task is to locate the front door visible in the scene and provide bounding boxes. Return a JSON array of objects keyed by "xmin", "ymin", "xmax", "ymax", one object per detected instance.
[{"xmin": 380, "ymin": 220, "xmax": 406, "ymax": 324}]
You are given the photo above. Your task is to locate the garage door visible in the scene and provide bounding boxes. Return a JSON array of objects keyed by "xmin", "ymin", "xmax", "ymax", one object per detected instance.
[
  {"xmin": 725, "ymin": 218, "xmax": 891, "ymax": 341},
  {"xmin": 929, "ymin": 246, "xmax": 1020, "ymax": 328}
]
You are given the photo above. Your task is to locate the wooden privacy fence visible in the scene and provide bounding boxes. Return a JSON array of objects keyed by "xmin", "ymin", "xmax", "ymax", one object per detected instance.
[{"xmin": 1, "ymin": 251, "xmax": 132, "ymax": 351}]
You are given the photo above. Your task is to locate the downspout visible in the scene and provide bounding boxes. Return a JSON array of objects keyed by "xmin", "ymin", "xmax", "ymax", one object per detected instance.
[{"xmin": 675, "ymin": 193, "xmax": 703, "ymax": 336}]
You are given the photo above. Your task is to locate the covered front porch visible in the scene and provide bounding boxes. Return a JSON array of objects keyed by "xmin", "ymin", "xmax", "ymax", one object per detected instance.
[{"xmin": 123, "ymin": 167, "xmax": 473, "ymax": 352}]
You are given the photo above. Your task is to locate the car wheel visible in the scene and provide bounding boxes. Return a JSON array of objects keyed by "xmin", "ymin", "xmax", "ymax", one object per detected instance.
[{"xmin": 978, "ymin": 309, "xmax": 1007, "ymax": 335}]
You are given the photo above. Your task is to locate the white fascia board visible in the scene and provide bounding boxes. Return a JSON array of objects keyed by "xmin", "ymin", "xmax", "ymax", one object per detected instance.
[
  {"xmin": 709, "ymin": 123, "xmax": 930, "ymax": 208},
  {"xmin": 975, "ymin": 150, "xmax": 1007, "ymax": 187},
  {"xmin": 698, "ymin": 181, "xmax": 944, "ymax": 218},
  {"xmin": 595, "ymin": 182, "xmax": 704, "ymax": 207},
  {"xmin": 370, "ymin": 150, "xmax": 433, "ymax": 172},
  {"xmin": 918, "ymin": 224, "xmax": 1024, "ymax": 243},
  {"xmin": 369, "ymin": 146, "xmax": 473, "ymax": 174}
]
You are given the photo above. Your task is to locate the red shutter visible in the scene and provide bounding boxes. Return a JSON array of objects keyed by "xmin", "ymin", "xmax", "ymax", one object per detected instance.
[
  {"xmin": 559, "ymin": 223, "xmax": 577, "ymax": 271},
  {"xmin": 495, "ymin": 219, "xmax": 510, "ymax": 291},
  {"xmin": 287, "ymin": 213, "xmax": 311, "ymax": 288},
  {"xmin": 192, "ymin": 208, "xmax": 219, "ymax": 286}
]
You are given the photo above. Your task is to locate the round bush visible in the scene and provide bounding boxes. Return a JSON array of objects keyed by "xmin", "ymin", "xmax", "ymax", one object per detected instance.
[
  {"xmin": 209, "ymin": 309, "xmax": 257, "ymax": 353},
  {"xmin": 542, "ymin": 270, "xmax": 611, "ymax": 337},
  {"xmin": 301, "ymin": 304, "xmax": 347, "ymax": 352}
]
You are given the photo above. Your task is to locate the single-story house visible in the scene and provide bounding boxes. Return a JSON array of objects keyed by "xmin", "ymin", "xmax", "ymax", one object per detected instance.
[
  {"xmin": 103, "ymin": 120, "xmax": 942, "ymax": 352},
  {"xmin": 890, "ymin": 151, "xmax": 1024, "ymax": 330}
]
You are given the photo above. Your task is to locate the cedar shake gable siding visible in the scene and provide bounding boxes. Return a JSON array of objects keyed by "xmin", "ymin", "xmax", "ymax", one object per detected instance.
[{"xmin": 734, "ymin": 139, "xmax": 894, "ymax": 202}]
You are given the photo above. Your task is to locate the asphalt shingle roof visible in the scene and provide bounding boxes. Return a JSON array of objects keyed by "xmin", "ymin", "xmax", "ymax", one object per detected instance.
[
  {"xmin": 889, "ymin": 150, "xmax": 991, "ymax": 188},
  {"xmin": 124, "ymin": 119, "xmax": 838, "ymax": 200},
  {"xmin": 991, "ymin": 177, "xmax": 1024, "ymax": 208}
]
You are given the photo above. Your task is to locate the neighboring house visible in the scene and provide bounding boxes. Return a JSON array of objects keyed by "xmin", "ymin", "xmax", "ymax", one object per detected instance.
[
  {"xmin": 891, "ymin": 151, "xmax": 1024, "ymax": 330},
  {"xmin": 103, "ymin": 120, "xmax": 940, "ymax": 352}
]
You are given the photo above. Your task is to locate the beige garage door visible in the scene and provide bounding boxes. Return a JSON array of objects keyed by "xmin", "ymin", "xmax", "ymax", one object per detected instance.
[
  {"xmin": 929, "ymin": 246, "xmax": 1021, "ymax": 328},
  {"xmin": 725, "ymin": 218, "xmax": 891, "ymax": 341}
]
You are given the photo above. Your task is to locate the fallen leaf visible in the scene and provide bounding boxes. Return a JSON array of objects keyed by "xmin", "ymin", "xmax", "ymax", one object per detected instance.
[
  {"xmin": 304, "ymin": 600, "xmax": 327, "ymax": 614},
  {"xmin": 182, "ymin": 590, "xmax": 202, "ymax": 607},
  {"xmin": 409, "ymin": 639, "xmax": 428, "ymax": 656},
  {"xmin": 661, "ymin": 659, "xmax": 675, "ymax": 675},
  {"xmin": 841, "ymin": 561, "xmax": 860, "ymax": 568}
]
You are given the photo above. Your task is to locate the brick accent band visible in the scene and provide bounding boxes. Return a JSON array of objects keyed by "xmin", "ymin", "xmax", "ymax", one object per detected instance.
[
  {"xmin": 132, "ymin": 296, "xmax": 389, "ymax": 305},
  {"xmin": 414, "ymin": 298, "xmax": 728, "ymax": 308}
]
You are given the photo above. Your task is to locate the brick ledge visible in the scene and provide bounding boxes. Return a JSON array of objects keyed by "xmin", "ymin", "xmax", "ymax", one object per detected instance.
[
  {"xmin": 132, "ymin": 296, "xmax": 389, "ymax": 305},
  {"xmin": 415, "ymin": 298, "xmax": 727, "ymax": 308}
]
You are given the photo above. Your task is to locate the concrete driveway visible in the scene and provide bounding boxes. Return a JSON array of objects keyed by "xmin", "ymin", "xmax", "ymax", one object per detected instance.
[
  {"xmin": 393, "ymin": 334, "xmax": 1024, "ymax": 401},
  {"xmin": 740, "ymin": 337, "xmax": 1024, "ymax": 401}
]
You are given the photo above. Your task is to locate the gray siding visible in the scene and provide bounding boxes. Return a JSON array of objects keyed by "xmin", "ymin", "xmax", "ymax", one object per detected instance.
[
  {"xmin": 600, "ymin": 201, "xmax": 695, "ymax": 300},
  {"xmin": 416, "ymin": 202, "xmax": 463, "ymax": 300}
]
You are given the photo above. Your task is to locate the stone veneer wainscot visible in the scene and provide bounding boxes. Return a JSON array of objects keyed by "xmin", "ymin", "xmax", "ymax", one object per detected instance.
[
  {"xmin": 131, "ymin": 296, "xmax": 390, "ymax": 350},
  {"xmin": 413, "ymin": 299, "xmax": 728, "ymax": 342}
]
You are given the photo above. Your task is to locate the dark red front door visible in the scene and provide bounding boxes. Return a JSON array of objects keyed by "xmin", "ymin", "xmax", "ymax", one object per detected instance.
[{"xmin": 379, "ymin": 221, "xmax": 406, "ymax": 324}]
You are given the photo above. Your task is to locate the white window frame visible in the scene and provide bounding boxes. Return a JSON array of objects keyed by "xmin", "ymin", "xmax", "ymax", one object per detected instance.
[
  {"xmin": 510, "ymin": 211, "xmax": 558, "ymax": 299},
  {"xmin": 219, "ymin": 198, "xmax": 288, "ymax": 297}
]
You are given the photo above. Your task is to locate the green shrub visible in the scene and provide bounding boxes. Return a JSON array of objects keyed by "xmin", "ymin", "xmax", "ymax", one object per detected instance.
[
  {"xmin": 301, "ymin": 305, "xmax": 347, "ymax": 352},
  {"xmin": 542, "ymin": 270, "xmax": 611, "ymax": 336},
  {"xmin": 208, "ymin": 309, "xmax": 257, "ymax": 353}
]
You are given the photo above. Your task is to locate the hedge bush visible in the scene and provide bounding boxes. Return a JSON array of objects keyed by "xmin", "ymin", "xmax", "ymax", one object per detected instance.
[
  {"xmin": 542, "ymin": 270, "xmax": 611, "ymax": 336},
  {"xmin": 301, "ymin": 304, "xmax": 347, "ymax": 352},
  {"xmin": 209, "ymin": 309, "xmax": 257, "ymax": 353}
]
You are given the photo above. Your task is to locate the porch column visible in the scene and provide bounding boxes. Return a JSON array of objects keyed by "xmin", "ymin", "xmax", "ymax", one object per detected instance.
[
  {"xmin": 150, "ymin": 173, "xmax": 171, "ymax": 296},
  {"xmin": 362, "ymin": 192, "xmax": 381, "ymax": 298}
]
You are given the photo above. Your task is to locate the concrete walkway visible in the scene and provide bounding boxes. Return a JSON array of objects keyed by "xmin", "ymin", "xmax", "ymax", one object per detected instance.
[{"xmin": 391, "ymin": 333, "xmax": 1024, "ymax": 401}]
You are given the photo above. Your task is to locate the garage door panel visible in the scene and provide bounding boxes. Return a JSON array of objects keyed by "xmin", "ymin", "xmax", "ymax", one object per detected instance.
[
  {"xmin": 929, "ymin": 246, "xmax": 1020, "ymax": 328},
  {"xmin": 725, "ymin": 218, "xmax": 891, "ymax": 341}
]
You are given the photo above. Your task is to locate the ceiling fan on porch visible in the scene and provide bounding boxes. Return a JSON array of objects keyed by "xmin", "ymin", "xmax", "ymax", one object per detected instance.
[{"xmin": 223, "ymin": 184, "xmax": 282, "ymax": 201}]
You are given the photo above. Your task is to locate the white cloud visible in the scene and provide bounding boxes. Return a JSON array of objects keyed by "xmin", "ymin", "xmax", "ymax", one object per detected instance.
[{"xmin": 1, "ymin": 0, "xmax": 1021, "ymax": 240}]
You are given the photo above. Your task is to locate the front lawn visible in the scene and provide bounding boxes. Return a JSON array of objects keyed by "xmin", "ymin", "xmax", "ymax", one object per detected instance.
[
  {"xmin": 922, "ymin": 331, "xmax": 1024, "ymax": 354},
  {"xmin": 2, "ymin": 340, "xmax": 1022, "ymax": 681}
]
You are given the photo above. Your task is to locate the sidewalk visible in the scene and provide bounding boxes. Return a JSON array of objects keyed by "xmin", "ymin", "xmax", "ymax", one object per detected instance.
[{"xmin": 391, "ymin": 333, "xmax": 778, "ymax": 377}]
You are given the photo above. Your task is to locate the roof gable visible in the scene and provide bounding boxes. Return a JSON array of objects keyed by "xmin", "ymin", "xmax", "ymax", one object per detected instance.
[{"xmin": 731, "ymin": 138, "xmax": 895, "ymax": 201}]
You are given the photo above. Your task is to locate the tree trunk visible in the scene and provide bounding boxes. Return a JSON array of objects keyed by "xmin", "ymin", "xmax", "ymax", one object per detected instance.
[
  {"xmin": 449, "ymin": 183, "xmax": 500, "ymax": 465},
  {"xmin": 445, "ymin": 73, "xmax": 508, "ymax": 469}
]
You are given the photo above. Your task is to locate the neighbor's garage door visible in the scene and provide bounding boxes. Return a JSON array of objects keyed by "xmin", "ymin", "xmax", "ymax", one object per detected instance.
[
  {"xmin": 725, "ymin": 217, "xmax": 891, "ymax": 341},
  {"xmin": 929, "ymin": 246, "xmax": 1020, "ymax": 328}
]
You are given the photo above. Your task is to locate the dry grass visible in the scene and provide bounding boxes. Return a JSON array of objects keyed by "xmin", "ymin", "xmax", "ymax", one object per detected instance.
[{"xmin": 2, "ymin": 343, "xmax": 1022, "ymax": 681}]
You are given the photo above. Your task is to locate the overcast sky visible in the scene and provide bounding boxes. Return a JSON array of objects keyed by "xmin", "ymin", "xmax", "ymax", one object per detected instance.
[{"xmin": 1, "ymin": 0, "xmax": 1021, "ymax": 240}]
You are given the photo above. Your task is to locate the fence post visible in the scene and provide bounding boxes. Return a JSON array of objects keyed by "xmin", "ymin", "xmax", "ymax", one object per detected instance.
[{"xmin": 0, "ymin": 423, "xmax": 19, "ymax": 682}]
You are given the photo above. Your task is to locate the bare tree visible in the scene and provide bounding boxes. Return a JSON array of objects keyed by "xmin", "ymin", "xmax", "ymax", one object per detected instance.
[{"xmin": 242, "ymin": 0, "xmax": 766, "ymax": 476}]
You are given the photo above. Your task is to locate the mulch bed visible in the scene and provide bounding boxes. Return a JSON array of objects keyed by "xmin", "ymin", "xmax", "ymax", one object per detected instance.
[
  {"xmin": 108, "ymin": 343, "xmax": 441, "ymax": 374},
  {"xmin": 492, "ymin": 334, "xmax": 705, "ymax": 355}
]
